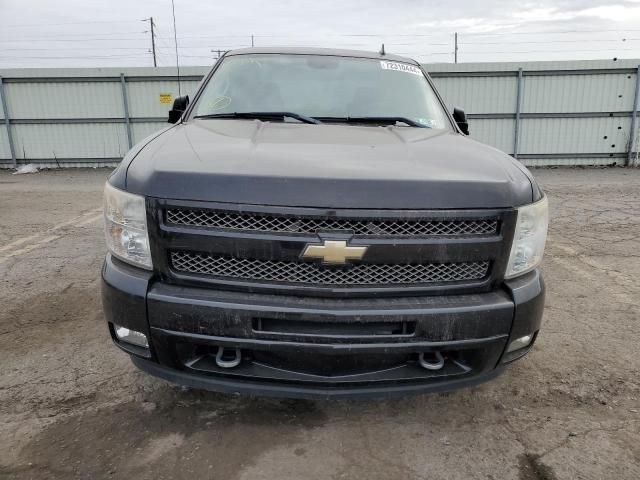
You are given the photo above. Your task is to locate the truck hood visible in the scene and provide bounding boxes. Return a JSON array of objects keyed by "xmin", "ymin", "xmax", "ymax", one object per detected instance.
[{"xmin": 124, "ymin": 119, "xmax": 533, "ymax": 209}]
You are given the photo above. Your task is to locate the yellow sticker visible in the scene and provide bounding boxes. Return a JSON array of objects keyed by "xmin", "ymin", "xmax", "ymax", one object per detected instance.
[{"xmin": 159, "ymin": 93, "xmax": 173, "ymax": 104}]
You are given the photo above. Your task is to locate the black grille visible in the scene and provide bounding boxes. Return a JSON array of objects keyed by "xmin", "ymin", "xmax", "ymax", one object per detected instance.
[
  {"xmin": 170, "ymin": 251, "xmax": 490, "ymax": 286},
  {"xmin": 166, "ymin": 209, "xmax": 498, "ymax": 237}
]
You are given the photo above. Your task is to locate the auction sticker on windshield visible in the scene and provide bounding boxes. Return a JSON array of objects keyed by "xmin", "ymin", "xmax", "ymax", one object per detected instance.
[{"xmin": 380, "ymin": 61, "xmax": 423, "ymax": 76}]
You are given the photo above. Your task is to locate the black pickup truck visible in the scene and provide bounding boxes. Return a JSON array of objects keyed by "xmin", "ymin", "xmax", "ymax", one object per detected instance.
[{"xmin": 102, "ymin": 47, "xmax": 548, "ymax": 399}]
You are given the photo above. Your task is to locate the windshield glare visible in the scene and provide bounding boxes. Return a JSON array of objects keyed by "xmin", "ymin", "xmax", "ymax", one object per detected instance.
[{"xmin": 192, "ymin": 54, "xmax": 451, "ymax": 129}]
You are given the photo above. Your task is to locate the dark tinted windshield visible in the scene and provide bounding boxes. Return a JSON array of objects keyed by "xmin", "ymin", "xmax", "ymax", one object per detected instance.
[{"xmin": 192, "ymin": 54, "xmax": 451, "ymax": 129}]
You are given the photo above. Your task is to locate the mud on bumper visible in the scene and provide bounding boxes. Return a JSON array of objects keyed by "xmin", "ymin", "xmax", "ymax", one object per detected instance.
[{"xmin": 102, "ymin": 254, "xmax": 545, "ymax": 399}]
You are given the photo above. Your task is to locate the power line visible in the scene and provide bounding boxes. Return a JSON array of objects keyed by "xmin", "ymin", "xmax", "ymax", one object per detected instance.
[
  {"xmin": 156, "ymin": 39, "xmax": 176, "ymax": 54},
  {"xmin": 252, "ymin": 33, "xmax": 444, "ymax": 38},
  {"xmin": 153, "ymin": 33, "xmax": 178, "ymax": 67},
  {"xmin": 395, "ymin": 52, "xmax": 452, "ymax": 56},
  {"xmin": 5, "ymin": 30, "xmax": 635, "ymax": 46},
  {"xmin": 461, "ymin": 38, "xmax": 640, "ymax": 45},
  {"xmin": 2, "ymin": 19, "xmax": 143, "ymax": 28},
  {"xmin": 463, "ymin": 28, "xmax": 640, "ymax": 36},
  {"xmin": 0, "ymin": 31, "xmax": 149, "ymax": 39},
  {"xmin": 161, "ymin": 28, "xmax": 640, "ymax": 39},
  {"xmin": 0, "ymin": 37, "xmax": 149, "ymax": 43},
  {"xmin": 161, "ymin": 41, "xmax": 450, "ymax": 48},
  {"xmin": 452, "ymin": 47, "xmax": 640, "ymax": 54},
  {"xmin": 0, "ymin": 54, "xmax": 150, "ymax": 59},
  {"xmin": 156, "ymin": 33, "xmax": 447, "ymax": 40},
  {"xmin": 5, "ymin": 25, "xmax": 640, "ymax": 37},
  {"xmin": 162, "ymin": 44, "xmax": 250, "ymax": 49},
  {"xmin": 0, "ymin": 47, "xmax": 150, "ymax": 51}
]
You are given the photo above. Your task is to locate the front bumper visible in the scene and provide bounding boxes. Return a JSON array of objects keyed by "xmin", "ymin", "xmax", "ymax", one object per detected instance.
[{"xmin": 102, "ymin": 254, "xmax": 545, "ymax": 399}]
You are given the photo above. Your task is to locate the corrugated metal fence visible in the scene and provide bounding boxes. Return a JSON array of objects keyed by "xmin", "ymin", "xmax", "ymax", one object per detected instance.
[
  {"xmin": 1, "ymin": 59, "xmax": 639, "ymax": 168},
  {"xmin": 428, "ymin": 59, "xmax": 640, "ymax": 167}
]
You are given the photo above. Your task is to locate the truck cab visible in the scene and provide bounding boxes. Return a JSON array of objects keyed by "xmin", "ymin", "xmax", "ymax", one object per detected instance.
[{"xmin": 102, "ymin": 47, "xmax": 547, "ymax": 399}]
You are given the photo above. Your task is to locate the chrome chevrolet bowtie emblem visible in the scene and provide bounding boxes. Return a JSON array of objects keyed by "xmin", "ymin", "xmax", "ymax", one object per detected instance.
[{"xmin": 301, "ymin": 240, "xmax": 368, "ymax": 264}]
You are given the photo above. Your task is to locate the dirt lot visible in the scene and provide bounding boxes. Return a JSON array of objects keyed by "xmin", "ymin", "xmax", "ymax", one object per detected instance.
[{"xmin": 0, "ymin": 168, "xmax": 638, "ymax": 480}]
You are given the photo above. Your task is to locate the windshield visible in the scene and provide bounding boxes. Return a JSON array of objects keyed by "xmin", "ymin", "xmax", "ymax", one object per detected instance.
[{"xmin": 191, "ymin": 54, "xmax": 451, "ymax": 129}]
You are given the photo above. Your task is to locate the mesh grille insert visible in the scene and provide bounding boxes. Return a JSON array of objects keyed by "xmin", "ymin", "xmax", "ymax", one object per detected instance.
[
  {"xmin": 166, "ymin": 209, "xmax": 498, "ymax": 237},
  {"xmin": 170, "ymin": 251, "xmax": 490, "ymax": 286}
]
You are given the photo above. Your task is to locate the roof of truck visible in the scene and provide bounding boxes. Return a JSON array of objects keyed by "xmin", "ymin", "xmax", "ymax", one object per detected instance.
[{"xmin": 225, "ymin": 47, "xmax": 419, "ymax": 65}]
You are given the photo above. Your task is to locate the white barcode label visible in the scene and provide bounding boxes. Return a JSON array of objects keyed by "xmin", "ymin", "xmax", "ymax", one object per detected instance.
[{"xmin": 380, "ymin": 61, "xmax": 423, "ymax": 76}]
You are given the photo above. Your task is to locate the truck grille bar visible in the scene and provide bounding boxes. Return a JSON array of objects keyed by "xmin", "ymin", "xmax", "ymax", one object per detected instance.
[
  {"xmin": 170, "ymin": 251, "xmax": 490, "ymax": 286},
  {"xmin": 166, "ymin": 209, "xmax": 498, "ymax": 237}
]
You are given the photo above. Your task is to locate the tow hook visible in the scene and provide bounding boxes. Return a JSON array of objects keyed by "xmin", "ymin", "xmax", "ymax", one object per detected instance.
[
  {"xmin": 215, "ymin": 347, "xmax": 242, "ymax": 368},
  {"xmin": 418, "ymin": 351, "xmax": 445, "ymax": 370}
]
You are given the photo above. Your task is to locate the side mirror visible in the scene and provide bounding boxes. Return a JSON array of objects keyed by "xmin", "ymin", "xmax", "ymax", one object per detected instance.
[
  {"xmin": 453, "ymin": 107, "xmax": 469, "ymax": 135},
  {"xmin": 168, "ymin": 95, "xmax": 189, "ymax": 124}
]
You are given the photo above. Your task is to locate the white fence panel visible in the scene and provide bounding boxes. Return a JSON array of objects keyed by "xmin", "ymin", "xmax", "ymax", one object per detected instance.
[
  {"xmin": 432, "ymin": 75, "xmax": 518, "ymax": 114},
  {"xmin": 522, "ymin": 73, "xmax": 635, "ymax": 113},
  {"xmin": 11, "ymin": 123, "xmax": 128, "ymax": 160},
  {"xmin": 6, "ymin": 81, "xmax": 123, "ymax": 119},
  {"xmin": 468, "ymin": 119, "xmax": 515, "ymax": 154},
  {"xmin": 519, "ymin": 117, "xmax": 631, "ymax": 155}
]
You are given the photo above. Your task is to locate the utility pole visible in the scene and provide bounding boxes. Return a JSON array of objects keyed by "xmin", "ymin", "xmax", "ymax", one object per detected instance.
[
  {"xmin": 149, "ymin": 17, "xmax": 157, "ymax": 67},
  {"xmin": 454, "ymin": 32, "xmax": 458, "ymax": 64},
  {"xmin": 251, "ymin": 34, "xmax": 254, "ymax": 47}
]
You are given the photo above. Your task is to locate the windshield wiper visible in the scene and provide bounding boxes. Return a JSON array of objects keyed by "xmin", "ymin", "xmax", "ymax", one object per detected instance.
[
  {"xmin": 193, "ymin": 111, "xmax": 322, "ymax": 125},
  {"xmin": 315, "ymin": 116, "xmax": 427, "ymax": 128}
]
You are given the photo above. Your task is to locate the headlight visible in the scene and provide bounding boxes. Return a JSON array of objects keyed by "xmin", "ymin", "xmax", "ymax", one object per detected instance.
[
  {"xmin": 505, "ymin": 196, "xmax": 548, "ymax": 279},
  {"xmin": 103, "ymin": 182, "xmax": 152, "ymax": 269}
]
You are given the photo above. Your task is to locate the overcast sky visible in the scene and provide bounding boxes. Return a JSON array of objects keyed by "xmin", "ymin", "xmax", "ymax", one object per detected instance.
[{"xmin": 1, "ymin": 0, "xmax": 640, "ymax": 68}]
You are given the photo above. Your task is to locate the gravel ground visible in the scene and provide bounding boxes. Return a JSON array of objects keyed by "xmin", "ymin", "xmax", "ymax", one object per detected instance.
[{"xmin": 0, "ymin": 167, "xmax": 638, "ymax": 480}]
